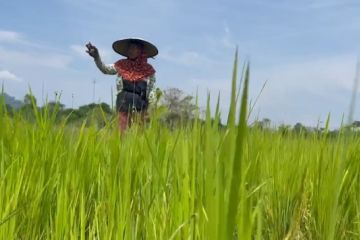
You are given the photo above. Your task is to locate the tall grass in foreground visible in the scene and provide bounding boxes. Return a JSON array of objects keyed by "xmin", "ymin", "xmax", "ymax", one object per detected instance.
[{"xmin": 1, "ymin": 54, "xmax": 360, "ymax": 240}]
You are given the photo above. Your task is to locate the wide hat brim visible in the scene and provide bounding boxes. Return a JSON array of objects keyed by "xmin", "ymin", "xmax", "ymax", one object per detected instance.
[{"xmin": 112, "ymin": 38, "xmax": 158, "ymax": 58}]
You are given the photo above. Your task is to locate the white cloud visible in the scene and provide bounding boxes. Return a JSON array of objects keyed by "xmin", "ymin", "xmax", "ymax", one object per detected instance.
[
  {"xmin": 247, "ymin": 54, "xmax": 359, "ymax": 127},
  {"xmin": 255, "ymin": 54, "xmax": 358, "ymax": 95},
  {"xmin": 0, "ymin": 30, "xmax": 23, "ymax": 43},
  {"xmin": 70, "ymin": 45, "xmax": 88, "ymax": 58},
  {"xmin": 0, "ymin": 47, "xmax": 72, "ymax": 69},
  {"xmin": 159, "ymin": 48, "xmax": 214, "ymax": 66},
  {"xmin": 0, "ymin": 70, "xmax": 22, "ymax": 82},
  {"xmin": 70, "ymin": 44, "xmax": 114, "ymax": 62},
  {"xmin": 0, "ymin": 29, "xmax": 73, "ymax": 69}
]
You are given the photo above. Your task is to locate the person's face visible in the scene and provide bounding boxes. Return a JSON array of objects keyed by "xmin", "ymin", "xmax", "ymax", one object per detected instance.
[{"xmin": 127, "ymin": 43, "xmax": 142, "ymax": 59}]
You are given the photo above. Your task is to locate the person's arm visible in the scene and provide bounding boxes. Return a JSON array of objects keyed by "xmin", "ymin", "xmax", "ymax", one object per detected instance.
[
  {"xmin": 147, "ymin": 74, "xmax": 157, "ymax": 105},
  {"xmin": 86, "ymin": 42, "xmax": 117, "ymax": 75},
  {"xmin": 94, "ymin": 57, "xmax": 117, "ymax": 75}
]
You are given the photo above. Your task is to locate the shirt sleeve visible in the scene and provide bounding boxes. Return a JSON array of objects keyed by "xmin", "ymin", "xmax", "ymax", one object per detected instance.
[
  {"xmin": 147, "ymin": 74, "xmax": 157, "ymax": 105},
  {"xmin": 94, "ymin": 57, "xmax": 117, "ymax": 75}
]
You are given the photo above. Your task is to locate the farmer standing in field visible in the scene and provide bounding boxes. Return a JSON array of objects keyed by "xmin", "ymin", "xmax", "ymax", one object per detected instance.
[{"xmin": 85, "ymin": 38, "xmax": 158, "ymax": 133}]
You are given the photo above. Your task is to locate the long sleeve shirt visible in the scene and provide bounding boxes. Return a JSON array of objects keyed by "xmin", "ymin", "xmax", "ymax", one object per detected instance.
[{"xmin": 94, "ymin": 57, "xmax": 157, "ymax": 104}]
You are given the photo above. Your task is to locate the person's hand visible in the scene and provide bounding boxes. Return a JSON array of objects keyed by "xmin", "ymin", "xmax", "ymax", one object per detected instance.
[{"xmin": 86, "ymin": 42, "xmax": 99, "ymax": 59}]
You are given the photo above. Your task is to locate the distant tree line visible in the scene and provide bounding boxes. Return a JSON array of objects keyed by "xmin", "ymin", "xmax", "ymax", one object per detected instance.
[
  {"xmin": 0, "ymin": 88, "xmax": 202, "ymax": 129},
  {"xmin": 251, "ymin": 118, "xmax": 360, "ymax": 137},
  {"xmin": 2, "ymin": 91, "xmax": 359, "ymax": 134}
]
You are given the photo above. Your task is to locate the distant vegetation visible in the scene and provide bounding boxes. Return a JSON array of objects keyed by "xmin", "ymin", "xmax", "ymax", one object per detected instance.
[
  {"xmin": 2, "ymin": 91, "xmax": 359, "ymax": 134},
  {"xmin": 1, "ymin": 88, "xmax": 200, "ymax": 129}
]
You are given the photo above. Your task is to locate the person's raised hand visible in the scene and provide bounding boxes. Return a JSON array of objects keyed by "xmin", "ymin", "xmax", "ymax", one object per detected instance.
[{"xmin": 86, "ymin": 42, "xmax": 99, "ymax": 59}]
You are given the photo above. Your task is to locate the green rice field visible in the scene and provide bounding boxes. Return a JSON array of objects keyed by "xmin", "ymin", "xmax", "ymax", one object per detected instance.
[{"xmin": 1, "ymin": 54, "xmax": 360, "ymax": 239}]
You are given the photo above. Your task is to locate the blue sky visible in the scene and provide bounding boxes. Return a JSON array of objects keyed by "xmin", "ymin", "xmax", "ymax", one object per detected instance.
[{"xmin": 1, "ymin": 0, "xmax": 360, "ymax": 128}]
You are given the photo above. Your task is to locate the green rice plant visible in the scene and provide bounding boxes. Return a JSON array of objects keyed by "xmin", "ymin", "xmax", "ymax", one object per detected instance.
[{"xmin": 1, "ymin": 51, "xmax": 360, "ymax": 239}]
